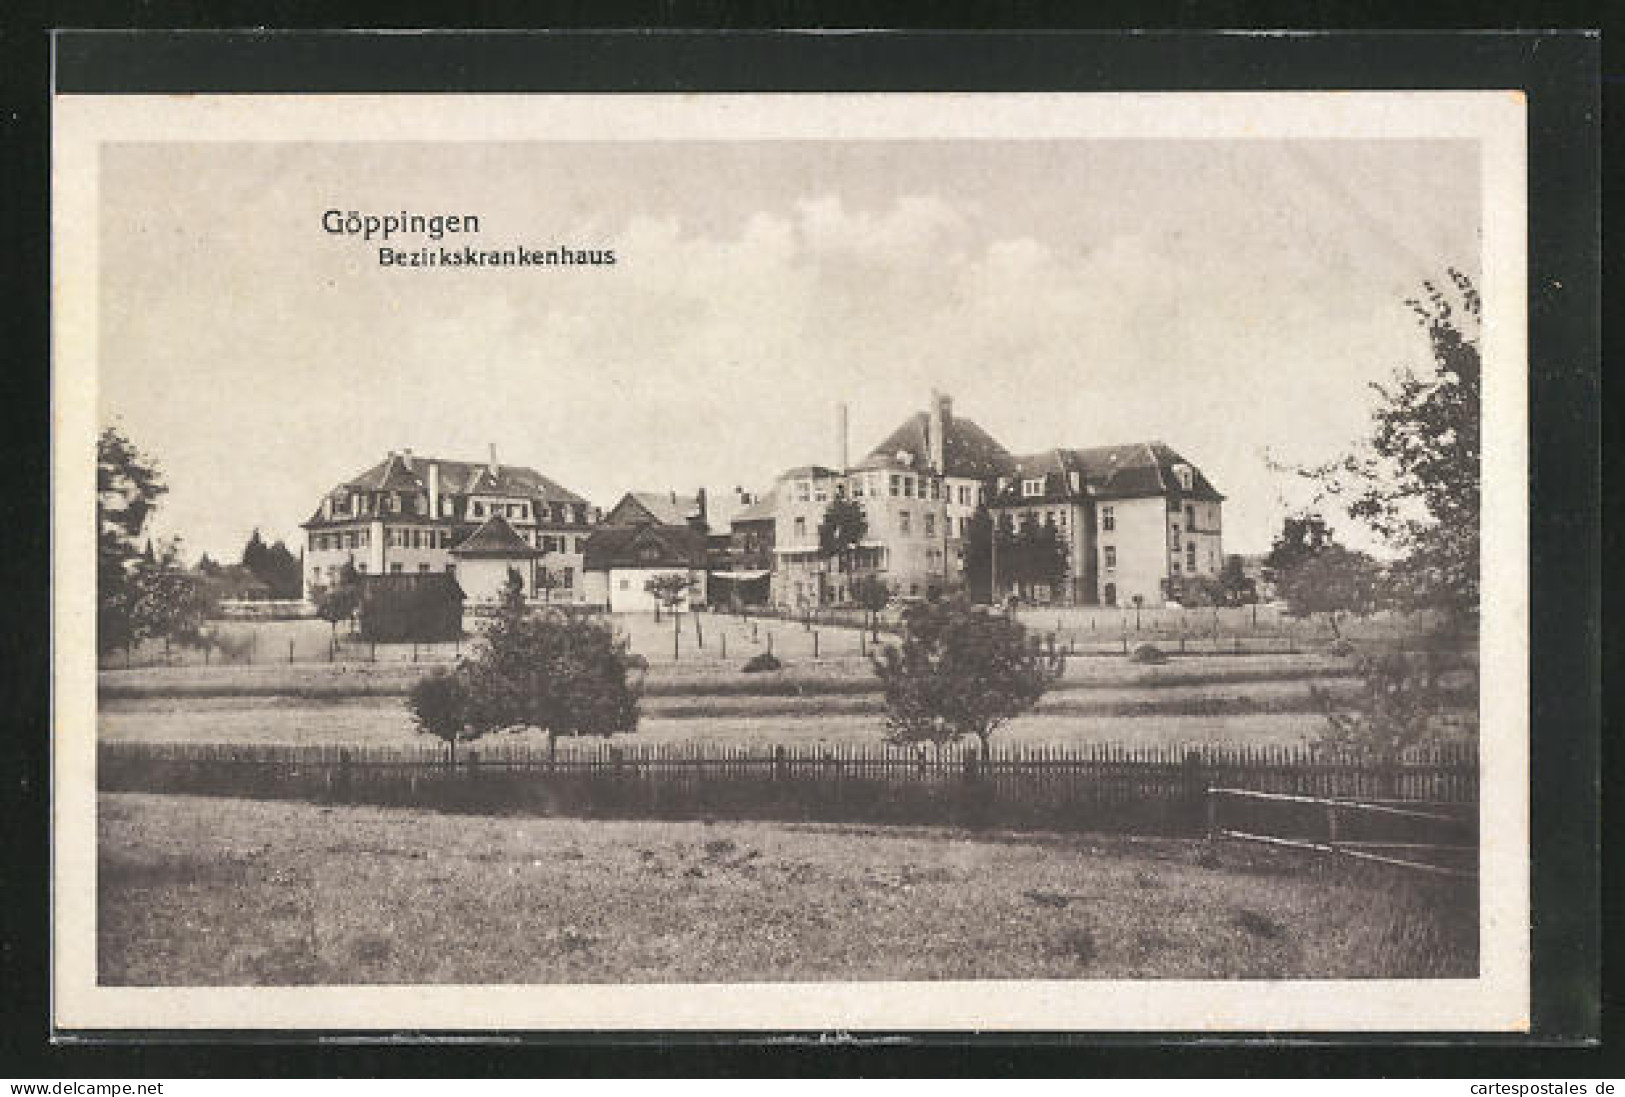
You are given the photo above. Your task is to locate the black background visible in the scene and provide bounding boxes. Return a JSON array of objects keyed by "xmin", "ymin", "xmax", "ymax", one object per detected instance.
[{"xmin": 1, "ymin": 15, "xmax": 1608, "ymax": 1079}]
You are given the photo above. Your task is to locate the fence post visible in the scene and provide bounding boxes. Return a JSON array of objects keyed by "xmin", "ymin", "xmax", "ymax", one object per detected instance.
[
  {"xmin": 813, "ymin": 631, "xmax": 819, "ymax": 659},
  {"xmin": 774, "ymin": 744, "xmax": 786, "ymax": 783},
  {"xmin": 1183, "ymin": 750, "xmax": 1208, "ymax": 836},
  {"xmin": 721, "ymin": 632, "xmax": 727, "ymax": 660},
  {"xmin": 338, "ymin": 747, "xmax": 352, "ymax": 801},
  {"xmin": 413, "ymin": 641, "xmax": 419, "ymax": 663},
  {"xmin": 288, "ymin": 639, "xmax": 295, "ymax": 664}
]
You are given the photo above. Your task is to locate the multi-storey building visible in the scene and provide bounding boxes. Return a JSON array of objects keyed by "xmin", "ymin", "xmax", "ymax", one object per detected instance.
[
  {"xmin": 770, "ymin": 393, "xmax": 1014, "ymax": 608},
  {"xmin": 300, "ymin": 446, "xmax": 597, "ymax": 604},
  {"xmin": 989, "ymin": 442, "xmax": 1225, "ymax": 606}
]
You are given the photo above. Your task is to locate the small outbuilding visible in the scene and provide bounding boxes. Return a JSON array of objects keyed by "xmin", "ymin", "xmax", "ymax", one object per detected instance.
[{"xmin": 582, "ymin": 524, "xmax": 709, "ymax": 614}]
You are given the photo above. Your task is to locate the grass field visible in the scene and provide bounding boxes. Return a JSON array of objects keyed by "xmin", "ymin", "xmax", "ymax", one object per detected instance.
[
  {"xmin": 98, "ymin": 792, "xmax": 1477, "ymax": 984},
  {"xmin": 98, "ymin": 694, "xmax": 1330, "ymax": 749}
]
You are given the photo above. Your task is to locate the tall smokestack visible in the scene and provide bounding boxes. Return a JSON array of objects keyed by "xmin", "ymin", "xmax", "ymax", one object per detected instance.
[
  {"xmin": 929, "ymin": 390, "xmax": 951, "ymax": 474},
  {"xmin": 487, "ymin": 443, "xmax": 499, "ymax": 478},
  {"xmin": 428, "ymin": 462, "xmax": 440, "ymax": 517},
  {"xmin": 837, "ymin": 402, "xmax": 849, "ymax": 472}
]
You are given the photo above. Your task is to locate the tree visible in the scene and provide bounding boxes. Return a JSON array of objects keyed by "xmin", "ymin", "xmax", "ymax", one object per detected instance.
[
  {"xmin": 97, "ymin": 427, "xmax": 167, "ymax": 654},
  {"xmin": 1264, "ymin": 514, "xmax": 1337, "ymax": 581},
  {"xmin": 961, "ymin": 506, "xmax": 994, "ymax": 603},
  {"xmin": 460, "ymin": 605, "xmax": 641, "ymax": 760},
  {"xmin": 1309, "ymin": 650, "xmax": 1456, "ymax": 760},
  {"xmin": 1276, "ymin": 544, "xmax": 1382, "ymax": 638},
  {"xmin": 644, "ymin": 573, "xmax": 693, "ymax": 623},
  {"xmin": 870, "ymin": 597, "xmax": 1063, "ymax": 755},
  {"xmin": 133, "ymin": 539, "xmax": 215, "ymax": 659},
  {"xmin": 816, "ymin": 496, "xmax": 869, "ymax": 601},
  {"xmin": 854, "ymin": 573, "xmax": 891, "ymax": 641},
  {"xmin": 1302, "ymin": 270, "xmax": 1481, "ymax": 629},
  {"xmin": 1218, "ymin": 554, "xmax": 1257, "ymax": 606},
  {"xmin": 408, "ymin": 670, "xmax": 478, "ymax": 763},
  {"xmin": 313, "ymin": 562, "xmax": 362, "ymax": 642}
]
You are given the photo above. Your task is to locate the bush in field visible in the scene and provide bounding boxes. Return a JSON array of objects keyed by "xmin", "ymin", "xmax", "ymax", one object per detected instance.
[
  {"xmin": 1129, "ymin": 643, "xmax": 1168, "ymax": 665},
  {"xmin": 1329, "ymin": 637, "xmax": 1358, "ymax": 658},
  {"xmin": 408, "ymin": 670, "xmax": 478, "ymax": 762},
  {"xmin": 461, "ymin": 594, "xmax": 640, "ymax": 758},
  {"xmin": 1309, "ymin": 650, "xmax": 1456, "ymax": 758},
  {"xmin": 871, "ymin": 597, "xmax": 1062, "ymax": 755},
  {"xmin": 743, "ymin": 653, "xmax": 782, "ymax": 674}
]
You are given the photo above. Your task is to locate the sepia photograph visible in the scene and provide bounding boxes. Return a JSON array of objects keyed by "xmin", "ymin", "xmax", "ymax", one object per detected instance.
[{"xmin": 51, "ymin": 91, "xmax": 1529, "ymax": 1032}]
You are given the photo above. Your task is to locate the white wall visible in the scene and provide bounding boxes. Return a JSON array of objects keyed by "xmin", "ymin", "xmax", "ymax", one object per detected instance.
[
  {"xmin": 600, "ymin": 567, "xmax": 707, "ymax": 614},
  {"xmin": 1097, "ymin": 496, "xmax": 1170, "ymax": 607}
]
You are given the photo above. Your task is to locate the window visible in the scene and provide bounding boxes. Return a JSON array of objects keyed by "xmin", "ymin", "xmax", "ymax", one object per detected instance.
[
  {"xmin": 929, "ymin": 479, "xmax": 939, "ymax": 501},
  {"xmin": 576, "ymin": 536, "xmax": 587, "ymax": 553},
  {"xmin": 390, "ymin": 563, "xmax": 403, "ymax": 573},
  {"xmin": 924, "ymin": 513, "xmax": 935, "ymax": 537},
  {"xmin": 561, "ymin": 566, "xmax": 574, "ymax": 588},
  {"xmin": 1186, "ymin": 504, "xmax": 1196, "ymax": 529},
  {"xmin": 814, "ymin": 484, "xmax": 828, "ymax": 503},
  {"xmin": 794, "ymin": 516, "xmax": 806, "ymax": 539},
  {"xmin": 1174, "ymin": 464, "xmax": 1194, "ymax": 491},
  {"xmin": 1186, "ymin": 542, "xmax": 1196, "ymax": 569},
  {"xmin": 1103, "ymin": 546, "xmax": 1117, "ymax": 569},
  {"xmin": 445, "ymin": 564, "xmax": 454, "ymax": 577},
  {"xmin": 1022, "ymin": 478, "xmax": 1045, "ymax": 498},
  {"xmin": 978, "ymin": 485, "xmax": 987, "ymax": 505},
  {"xmin": 1172, "ymin": 561, "xmax": 1182, "ymax": 576},
  {"xmin": 796, "ymin": 481, "xmax": 810, "ymax": 503},
  {"xmin": 899, "ymin": 511, "xmax": 912, "ymax": 536},
  {"xmin": 903, "ymin": 477, "xmax": 914, "ymax": 498},
  {"xmin": 889, "ymin": 475, "xmax": 900, "ymax": 497},
  {"xmin": 358, "ymin": 563, "xmax": 368, "ymax": 574},
  {"xmin": 1101, "ymin": 506, "xmax": 1115, "ymax": 531},
  {"xmin": 853, "ymin": 479, "xmax": 864, "ymax": 498},
  {"xmin": 473, "ymin": 502, "xmax": 485, "ymax": 517},
  {"xmin": 619, "ymin": 579, "xmax": 630, "ymax": 591},
  {"xmin": 418, "ymin": 563, "xmax": 431, "ymax": 573}
]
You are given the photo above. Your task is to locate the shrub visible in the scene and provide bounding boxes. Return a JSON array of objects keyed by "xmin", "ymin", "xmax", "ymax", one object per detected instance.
[
  {"xmin": 407, "ymin": 670, "xmax": 476, "ymax": 762},
  {"xmin": 743, "ymin": 653, "xmax": 783, "ymax": 673},
  {"xmin": 1129, "ymin": 643, "xmax": 1169, "ymax": 665},
  {"xmin": 1329, "ymin": 637, "xmax": 1358, "ymax": 657}
]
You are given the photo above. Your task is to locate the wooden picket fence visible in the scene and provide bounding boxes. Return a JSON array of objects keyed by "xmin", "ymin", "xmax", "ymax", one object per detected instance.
[{"xmin": 98, "ymin": 739, "xmax": 1477, "ymax": 836}]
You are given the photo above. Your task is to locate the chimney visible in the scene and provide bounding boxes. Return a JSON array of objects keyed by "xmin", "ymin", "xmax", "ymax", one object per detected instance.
[
  {"xmin": 487, "ymin": 443, "xmax": 499, "ymax": 478},
  {"xmin": 836, "ymin": 402, "xmax": 850, "ymax": 471},
  {"xmin": 428, "ymin": 462, "xmax": 441, "ymax": 518},
  {"xmin": 401, "ymin": 447, "xmax": 414, "ymax": 471},
  {"xmin": 928, "ymin": 389, "xmax": 951, "ymax": 474}
]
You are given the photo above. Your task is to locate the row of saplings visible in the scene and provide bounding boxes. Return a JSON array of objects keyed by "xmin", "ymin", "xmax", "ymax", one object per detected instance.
[
  {"xmin": 412, "ymin": 577, "xmax": 1454, "ymax": 763},
  {"xmin": 408, "ymin": 574, "xmax": 1067, "ymax": 762}
]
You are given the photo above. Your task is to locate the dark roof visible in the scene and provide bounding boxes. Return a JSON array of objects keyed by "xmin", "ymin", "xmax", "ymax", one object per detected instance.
[
  {"xmin": 605, "ymin": 491, "xmax": 702, "ymax": 527},
  {"xmin": 336, "ymin": 452, "xmax": 587, "ymax": 504},
  {"xmin": 998, "ymin": 442, "xmax": 1223, "ymax": 503},
  {"xmin": 857, "ymin": 411, "xmax": 1015, "ymax": 479},
  {"xmin": 449, "ymin": 516, "xmax": 541, "ymax": 557},
  {"xmin": 583, "ymin": 524, "xmax": 708, "ymax": 571},
  {"xmin": 1067, "ymin": 441, "xmax": 1224, "ymax": 502}
]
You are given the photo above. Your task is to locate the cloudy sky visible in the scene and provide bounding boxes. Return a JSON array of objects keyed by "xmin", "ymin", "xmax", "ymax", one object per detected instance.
[{"xmin": 99, "ymin": 138, "xmax": 1478, "ymax": 561}]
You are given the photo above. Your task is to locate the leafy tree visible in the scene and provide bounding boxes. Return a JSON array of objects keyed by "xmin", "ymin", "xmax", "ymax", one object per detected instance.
[
  {"xmin": 816, "ymin": 496, "xmax": 869, "ymax": 599},
  {"xmin": 1309, "ymin": 651, "xmax": 1456, "ymax": 759},
  {"xmin": 871, "ymin": 597, "xmax": 1063, "ymax": 755},
  {"xmin": 1276, "ymin": 544, "xmax": 1382, "ymax": 639},
  {"xmin": 133, "ymin": 539, "xmax": 215, "ymax": 659},
  {"xmin": 961, "ymin": 505, "xmax": 994, "ymax": 603},
  {"xmin": 1218, "ymin": 554, "xmax": 1257, "ymax": 606},
  {"xmin": 97, "ymin": 427, "xmax": 167, "ymax": 654},
  {"xmin": 313, "ymin": 562, "xmax": 362, "ymax": 642},
  {"xmin": 408, "ymin": 670, "xmax": 478, "ymax": 763},
  {"xmin": 1264, "ymin": 514, "xmax": 1337, "ymax": 581},
  {"xmin": 644, "ymin": 573, "xmax": 694, "ymax": 622},
  {"xmin": 854, "ymin": 573, "xmax": 892, "ymax": 641},
  {"xmin": 1302, "ymin": 270, "xmax": 1481, "ymax": 629},
  {"xmin": 461, "ymin": 605, "xmax": 641, "ymax": 760}
]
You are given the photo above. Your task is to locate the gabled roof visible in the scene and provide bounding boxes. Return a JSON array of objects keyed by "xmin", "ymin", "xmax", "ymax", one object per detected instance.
[
  {"xmin": 336, "ymin": 452, "xmax": 587, "ymax": 504},
  {"xmin": 449, "ymin": 516, "xmax": 542, "ymax": 557},
  {"xmin": 732, "ymin": 490, "xmax": 778, "ymax": 524},
  {"xmin": 583, "ymin": 523, "xmax": 708, "ymax": 571},
  {"xmin": 1064, "ymin": 441, "xmax": 1224, "ymax": 502},
  {"xmin": 776, "ymin": 465, "xmax": 840, "ymax": 481},
  {"xmin": 856, "ymin": 412, "xmax": 1016, "ymax": 479},
  {"xmin": 606, "ymin": 491, "xmax": 702, "ymax": 527}
]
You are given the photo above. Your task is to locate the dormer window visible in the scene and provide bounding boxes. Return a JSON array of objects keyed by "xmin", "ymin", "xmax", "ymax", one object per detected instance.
[
  {"xmin": 1173, "ymin": 464, "xmax": 1194, "ymax": 492},
  {"xmin": 1022, "ymin": 478, "xmax": 1045, "ymax": 498}
]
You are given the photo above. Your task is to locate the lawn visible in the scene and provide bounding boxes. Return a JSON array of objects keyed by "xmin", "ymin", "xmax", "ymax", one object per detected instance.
[
  {"xmin": 98, "ymin": 792, "xmax": 1477, "ymax": 985},
  {"xmin": 98, "ymin": 694, "xmax": 1329, "ymax": 749}
]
